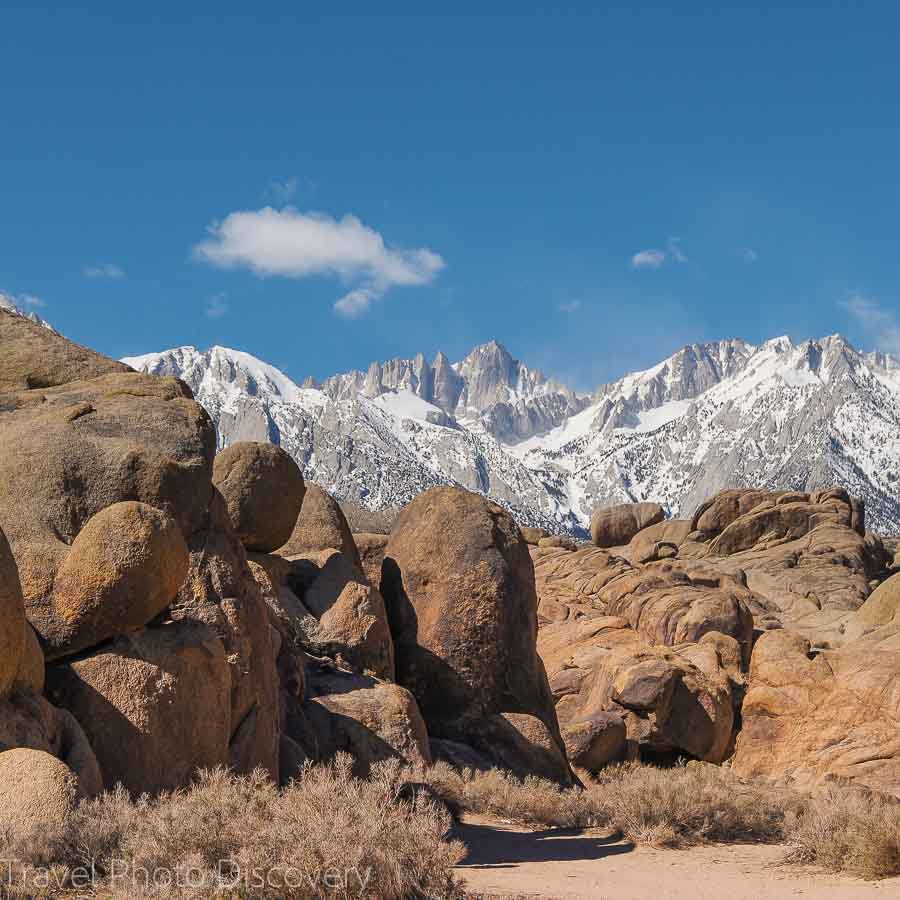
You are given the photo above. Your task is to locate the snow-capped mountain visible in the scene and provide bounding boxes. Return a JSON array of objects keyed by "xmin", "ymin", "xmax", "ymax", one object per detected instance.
[{"xmin": 123, "ymin": 334, "xmax": 900, "ymax": 535}]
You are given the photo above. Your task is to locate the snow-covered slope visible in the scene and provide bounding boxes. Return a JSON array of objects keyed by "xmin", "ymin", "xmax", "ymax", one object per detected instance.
[{"xmin": 124, "ymin": 334, "xmax": 900, "ymax": 535}]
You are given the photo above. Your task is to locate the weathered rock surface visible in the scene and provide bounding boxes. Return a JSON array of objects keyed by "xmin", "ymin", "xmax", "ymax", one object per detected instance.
[
  {"xmin": 561, "ymin": 711, "xmax": 627, "ymax": 771},
  {"xmin": 0, "ymin": 306, "xmax": 128, "ymax": 391},
  {"xmin": 354, "ymin": 532, "xmax": 389, "ymax": 590},
  {"xmin": 0, "ymin": 748, "xmax": 83, "ymax": 831},
  {"xmin": 213, "ymin": 441, "xmax": 305, "ymax": 553},
  {"xmin": 382, "ymin": 486, "xmax": 573, "ymax": 783},
  {"xmin": 590, "ymin": 502, "xmax": 665, "ymax": 548},
  {"xmin": 255, "ymin": 550, "xmax": 394, "ymax": 681},
  {"xmin": 0, "ymin": 691, "xmax": 103, "ymax": 796},
  {"xmin": 0, "ymin": 529, "xmax": 25, "ymax": 698},
  {"xmin": 732, "ymin": 617, "xmax": 900, "ymax": 797},
  {"xmin": 278, "ymin": 484, "xmax": 361, "ymax": 566},
  {"xmin": 285, "ymin": 663, "xmax": 430, "ymax": 777},
  {"xmin": 46, "ymin": 620, "xmax": 231, "ymax": 795},
  {"xmin": 41, "ymin": 501, "xmax": 189, "ymax": 660},
  {"xmin": 682, "ymin": 487, "xmax": 890, "ymax": 637},
  {"xmin": 539, "ymin": 615, "xmax": 735, "ymax": 765}
]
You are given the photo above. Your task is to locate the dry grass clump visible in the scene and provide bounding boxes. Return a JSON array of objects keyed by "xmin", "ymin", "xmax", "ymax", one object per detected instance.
[
  {"xmin": 588, "ymin": 761, "xmax": 788, "ymax": 846},
  {"xmin": 419, "ymin": 759, "xmax": 900, "ymax": 880},
  {"xmin": 0, "ymin": 754, "xmax": 466, "ymax": 899},
  {"xmin": 784, "ymin": 786, "xmax": 900, "ymax": 880}
]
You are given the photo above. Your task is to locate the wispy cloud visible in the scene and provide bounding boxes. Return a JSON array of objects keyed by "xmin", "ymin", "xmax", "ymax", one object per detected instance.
[
  {"xmin": 558, "ymin": 300, "xmax": 582, "ymax": 313},
  {"xmin": 334, "ymin": 288, "xmax": 376, "ymax": 318},
  {"xmin": 631, "ymin": 237, "xmax": 688, "ymax": 269},
  {"xmin": 839, "ymin": 293, "xmax": 900, "ymax": 355},
  {"xmin": 205, "ymin": 293, "xmax": 229, "ymax": 319},
  {"xmin": 667, "ymin": 237, "xmax": 688, "ymax": 263},
  {"xmin": 194, "ymin": 206, "xmax": 446, "ymax": 318},
  {"xmin": 631, "ymin": 248, "xmax": 666, "ymax": 269},
  {"xmin": 734, "ymin": 247, "xmax": 759, "ymax": 263},
  {"xmin": 83, "ymin": 263, "xmax": 126, "ymax": 279},
  {"xmin": 0, "ymin": 290, "xmax": 44, "ymax": 310}
]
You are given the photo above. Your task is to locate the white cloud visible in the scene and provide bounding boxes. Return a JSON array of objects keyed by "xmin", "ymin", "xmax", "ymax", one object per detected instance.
[
  {"xmin": 205, "ymin": 293, "xmax": 229, "ymax": 319},
  {"xmin": 334, "ymin": 288, "xmax": 377, "ymax": 318},
  {"xmin": 735, "ymin": 247, "xmax": 759, "ymax": 263},
  {"xmin": 667, "ymin": 237, "xmax": 688, "ymax": 263},
  {"xmin": 839, "ymin": 293, "xmax": 900, "ymax": 356},
  {"xmin": 194, "ymin": 206, "xmax": 445, "ymax": 317},
  {"xmin": 559, "ymin": 300, "xmax": 582, "ymax": 313},
  {"xmin": 83, "ymin": 263, "xmax": 125, "ymax": 279},
  {"xmin": 631, "ymin": 249, "xmax": 666, "ymax": 269}
]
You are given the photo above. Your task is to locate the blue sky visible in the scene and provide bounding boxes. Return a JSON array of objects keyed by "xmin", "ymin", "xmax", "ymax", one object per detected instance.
[{"xmin": 3, "ymin": 2, "xmax": 900, "ymax": 389}]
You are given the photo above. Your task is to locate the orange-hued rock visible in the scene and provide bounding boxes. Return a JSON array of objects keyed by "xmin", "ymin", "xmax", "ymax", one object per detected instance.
[
  {"xmin": 213, "ymin": 441, "xmax": 306, "ymax": 553},
  {"xmin": 42, "ymin": 501, "xmax": 188, "ymax": 660},
  {"xmin": 382, "ymin": 486, "xmax": 573, "ymax": 784}
]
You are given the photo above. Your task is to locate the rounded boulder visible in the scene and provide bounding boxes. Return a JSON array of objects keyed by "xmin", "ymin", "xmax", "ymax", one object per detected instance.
[
  {"xmin": 213, "ymin": 442, "xmax": 306, "ymax": 552},
  {"xmin": 0, "ymin": 748, "xmax": 83, "ymax": 832},
  {"xmin": 45, "ymin": 501, "xmax": 189, "ymax": 660},
  {"xmin": 381, "ymin": 487, "xmax": 565, "ymax": 757}
]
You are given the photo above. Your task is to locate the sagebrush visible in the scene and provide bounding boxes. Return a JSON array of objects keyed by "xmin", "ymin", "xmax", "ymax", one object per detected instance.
[{"xmin": 0, "ymin": 754, "xmax": 466, "ymax": 899}]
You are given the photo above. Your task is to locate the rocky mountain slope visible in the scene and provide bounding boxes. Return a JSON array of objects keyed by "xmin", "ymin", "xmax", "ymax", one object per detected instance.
[{"xmin": 124, "ymin": 334, "xmax": 900, "ymax": 534}]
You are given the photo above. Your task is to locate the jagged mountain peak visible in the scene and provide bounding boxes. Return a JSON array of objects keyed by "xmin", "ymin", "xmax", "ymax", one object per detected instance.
[{"xmin": 125, "ymin": 332, "xmax": 900, "ymax": 535}]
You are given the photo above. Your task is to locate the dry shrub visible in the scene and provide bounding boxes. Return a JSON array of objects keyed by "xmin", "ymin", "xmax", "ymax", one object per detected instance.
[
  {"xmin": 784, "ymin": 786, "xmax": 900, "ymax": 880},
  {"xmin": 420, "ymin": 759, "xmax": 900, "ymax": 879},
  {"xmin": 0, "ymin": 755, "xmax": 466, "ymax": 899},
  {"xmin": 588, "ymin": 761, "xmax": 788, "ymax": 846}
]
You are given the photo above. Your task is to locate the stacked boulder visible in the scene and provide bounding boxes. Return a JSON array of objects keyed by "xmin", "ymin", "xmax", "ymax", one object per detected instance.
[
  {"xmin": 0, "ymin": 308, "xmax": 281, "ymax": 805},
  {"xmin": 532, "ymin": 538, "xmax": 747, "ymax": 768},
  {"xmin": 534, "ymin": 491, "xmax": 899, "ymax": 798}
]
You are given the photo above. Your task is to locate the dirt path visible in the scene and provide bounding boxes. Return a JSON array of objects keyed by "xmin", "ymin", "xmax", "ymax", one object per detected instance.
[{"xmin": 453, "ymin": 815, "xmax": 899, "ymax": 900}]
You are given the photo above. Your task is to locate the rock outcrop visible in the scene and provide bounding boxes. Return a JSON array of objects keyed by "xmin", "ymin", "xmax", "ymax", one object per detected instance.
[
  {"xmin": 590, "ymin": 502, "xmax": 665, "ymax": 548},
  {"xmin": 381, "ymin": 486, "xmax": 573, "ymax": 784},
  {"xmin": 0, "ymin": 309, "xmax": 280, "ymax": 794},
  {"xmin": 46, "ymin": 620, "xmax": 232, "ymax": 795}
]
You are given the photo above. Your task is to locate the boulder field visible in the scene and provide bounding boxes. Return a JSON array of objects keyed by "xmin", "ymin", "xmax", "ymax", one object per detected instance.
[{"xmin": 0, "ymin": 305, "xmax": 897, "ymax": 833}]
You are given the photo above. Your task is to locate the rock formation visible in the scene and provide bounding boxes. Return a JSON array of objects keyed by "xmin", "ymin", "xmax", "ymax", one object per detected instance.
[{"xmin": 381, "ymin": 486, "xmax": 574, "ymax": 785}]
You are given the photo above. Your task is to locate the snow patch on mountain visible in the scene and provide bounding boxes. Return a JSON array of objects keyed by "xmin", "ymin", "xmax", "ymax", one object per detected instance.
[{"xmin": 124, "ymin": 334, "xmax": 900, "ymax": 535}]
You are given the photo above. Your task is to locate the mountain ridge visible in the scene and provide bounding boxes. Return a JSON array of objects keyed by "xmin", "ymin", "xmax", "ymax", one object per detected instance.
[{"xmin": 123, "ymin": 333, "xmax": 900, "ymax": 534}]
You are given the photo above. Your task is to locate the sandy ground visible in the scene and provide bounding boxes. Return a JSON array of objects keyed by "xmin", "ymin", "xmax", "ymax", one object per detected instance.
[{"xmin": 453, "ymin": 815, "xmax": 899, "ymax": 900}]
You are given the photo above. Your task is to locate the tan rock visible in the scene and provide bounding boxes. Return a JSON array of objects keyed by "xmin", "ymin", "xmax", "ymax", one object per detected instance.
[
  {"xmin": 0, "ymin": 528, "xmax": 25, "ymax": 699},
  {"xmin": 213, "ymin": 442, "xmax": 305, "ymax": 553},
  {"xmin": 590, "ymin": 502, "xmax": 665, "ymax": 548},
  {"xmin": 12, "ymin": 622, "xmax": 44, "ymax": 695},
  {"xmin": 46, "ymin": 620, "xmax": 232, "ymax": 795},
  {"xmin": 0, "ymin": 748, "xmax": 83, "ymax": 832},
  {"xmin": 732, "ymin": 624, "xmax": 900, "ymax": 797},
  {"xmin": 293, "ymin": 664, "xmax": 431, "ymax": 775},
  {"xmin": 277, "ymin": 484, "xmax": 360, "ymax": 566},
  {"xmin": 540, "ymin": 615, "xmax": 734, "ymax": 763},
  {"xmin": 42, "ymin": 501, "xmax": 188, "ymax": 660},
  {"xmin": 382, "ymin": 487, "xmax": 571, "ymax": 782},
  {"xmin": 0, "ymin": 306, "xmax": 128, "ymax": 391},
  {"xmin": 354, "ymin": 532, "xmax": 389, "ymax": 589},
  {"xmin": 562, "ymin": 712, "xmax": 627, "ymax": 771}
]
